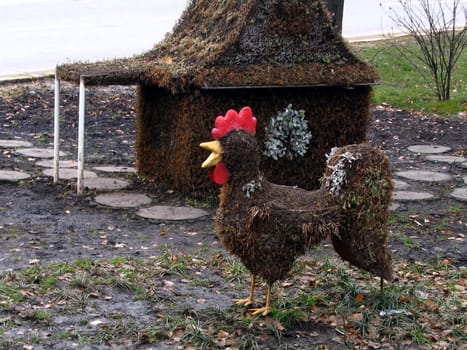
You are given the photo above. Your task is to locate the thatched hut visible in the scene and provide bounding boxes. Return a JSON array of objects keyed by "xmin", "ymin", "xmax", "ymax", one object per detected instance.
[{"xmin": 57, "ymin": 0, "xmax": 378, "ymax": 198}]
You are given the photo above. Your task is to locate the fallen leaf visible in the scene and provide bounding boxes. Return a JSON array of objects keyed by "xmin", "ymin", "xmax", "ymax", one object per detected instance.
[
  {"xmin": 217, "ymin": 330, "xmax": 229, "ymax": 339},
  {"xmin": 367, "ymin": 341, "xmax": 382, "ymax": 349},
  {"xmin": 140, "ymin": 333, "xmax": 153, "ymax": 344},
  {"xmin": 89, "ymin": 319, "xmax": 105, "ymax": 326},
  {"xmin": 440, "ymin": 259, "xmax": 451, "ymax": 266},
  {"xmin": 163, "ymin": 280, "xmax": 174, "ymax": 288},
  {"xmin": 328, "ymin": 315, "xmax": 338, "ymax": 327},
  {"xmin": 268, "ymin": 318, "xmax": 285, "ymax": 331},
  {"xmin": 215, "ymin": 329, "xmax": 233, "ymax": 347},
  {"xmin": 399, "ymin": 295, "xmax": 410, "ymax": 302},
  {"xmin": 332, "ymin": 335, "xmax": 345, "ymax": 344},
  {"xmin": 423, "ymin": 299, "xmax": 438, "ymax": 311},
  {"xmin": 352, "ymin": 313, "xmax": 363, "ymax": 321},
  {"xmin": 355, "ymin": 293, "xmax": 365, "ymax": 303},
  {"xmin": 161, "ymin": 56, "xmax": 173, "ymax": 64}
]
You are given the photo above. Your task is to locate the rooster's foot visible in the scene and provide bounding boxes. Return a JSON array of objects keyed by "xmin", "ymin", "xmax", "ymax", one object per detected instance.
[
  {"xmin": 235, "ymin": 275, "xmax": 257, "ymax": 307},
  {"xmin": 249, "ymin": 305, "xmax": 271, "ymax": 316},
  {"xmin": 249, "ymin": 285, "xmax": 272, "ymax": 316},
  {"xmin": 234, "ymin": 297, "xmax": 254, "ymax": 307}
]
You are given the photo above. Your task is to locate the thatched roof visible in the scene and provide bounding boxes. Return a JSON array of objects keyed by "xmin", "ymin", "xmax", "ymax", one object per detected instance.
[{"xmin": 57, "ymin": 0, "xmax": 378, "ymax": 91}]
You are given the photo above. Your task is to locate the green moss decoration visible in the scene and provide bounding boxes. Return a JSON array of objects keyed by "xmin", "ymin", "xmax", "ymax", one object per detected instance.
[{"xmin": 264, "ymin": 104, "xmax": 312, "ymax": 160}]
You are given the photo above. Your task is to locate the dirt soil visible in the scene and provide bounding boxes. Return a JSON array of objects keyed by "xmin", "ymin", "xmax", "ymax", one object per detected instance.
[{"xmin": 0, "ymin": 79, "xmax": 465, "ymax": 349}]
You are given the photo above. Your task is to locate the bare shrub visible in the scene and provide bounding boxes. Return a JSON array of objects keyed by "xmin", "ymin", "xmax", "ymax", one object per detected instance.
[{"xmin": 382, "ymin": 0, "xmax": 466, "ymax": 101}]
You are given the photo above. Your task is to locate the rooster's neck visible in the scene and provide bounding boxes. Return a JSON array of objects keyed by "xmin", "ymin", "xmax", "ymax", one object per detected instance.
[
  {"xmin": 219, "ymin": 174, "xmax": 264, "ymax": 208},
  {"xmin": 218, "ymin": 130, "xmax": 262, "ymax": 206}
]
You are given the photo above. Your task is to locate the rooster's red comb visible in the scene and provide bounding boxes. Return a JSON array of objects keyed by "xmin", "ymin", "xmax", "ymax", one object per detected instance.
[{"xmin": 211, "ymin": 106, "xmax": 257, "ymax": 139}]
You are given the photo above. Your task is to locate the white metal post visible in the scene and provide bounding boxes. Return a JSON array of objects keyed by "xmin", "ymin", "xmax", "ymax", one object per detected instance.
[
  {"xmin": 53, "ymin": 70, "xmax": 60, "ymax": 183},
  {"xmin": 77, "ymin": 77, "xmax": 85, "ymax": 194}
]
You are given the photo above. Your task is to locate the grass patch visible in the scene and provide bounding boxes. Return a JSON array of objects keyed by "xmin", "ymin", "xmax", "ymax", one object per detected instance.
[
  {"xmin": 400, "ymin": 235, "xmax": 422, "ymax": 249},
  {"xmin": 352, "ymin": 36, "xmax": 466, "ymax": 115},
  {"xmin": 0, "ymin": 281, "xmax": 24, "ymax": 305},
  {"xmin": 448, "ymin": 204, "xmax": 464, "ymax": 216},
  {"xmin": 25, "ymin": 310, "xmax": 51, "ymax": 324},
  {"xmin": 0, "ymin": 253, "xmax": 465, "ymax": 349},
  {"xmin": 214, "ymin": 253, "xmax": 249, "ymax": 284},
  {"xmin": 154, "ymin": 245, "xmax": 191, "ymax": 278}
]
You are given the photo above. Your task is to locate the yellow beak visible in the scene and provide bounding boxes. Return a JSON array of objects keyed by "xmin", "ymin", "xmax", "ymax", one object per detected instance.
[{"xmin": 200, "ymin": 140, "xmax": 222, "ymax": 168}]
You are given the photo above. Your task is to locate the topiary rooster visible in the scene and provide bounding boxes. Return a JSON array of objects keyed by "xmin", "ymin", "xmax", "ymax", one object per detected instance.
[{"xmin": 200, "ymin": 106, "xmax": 393, "ymax": 316}]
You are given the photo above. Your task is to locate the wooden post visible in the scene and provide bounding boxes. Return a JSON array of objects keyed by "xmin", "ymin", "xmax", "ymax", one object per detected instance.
[{"xmin": 325, "ymin": 0, "xmax": 344, "ymax": 34}]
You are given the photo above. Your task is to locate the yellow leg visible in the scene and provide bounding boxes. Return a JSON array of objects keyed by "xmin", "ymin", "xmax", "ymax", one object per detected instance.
[
  {"xmin": 250, "ymin": 285, "xmax": 272, "ymax": 316},
  {"xmin": 234, "ymin": 275, "xmax": 256, "ymax": 306}
]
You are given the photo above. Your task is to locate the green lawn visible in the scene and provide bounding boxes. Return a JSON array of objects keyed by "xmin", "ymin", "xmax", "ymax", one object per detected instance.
[{"xmin": 351, "ymin": 37, "xmax": 466, "ymax": 116}]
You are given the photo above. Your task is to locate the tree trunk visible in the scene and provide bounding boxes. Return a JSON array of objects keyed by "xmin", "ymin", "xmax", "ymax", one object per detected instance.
[{"xmin": 325, "ymin": 0, "xmax": 344, "ymax": 34}]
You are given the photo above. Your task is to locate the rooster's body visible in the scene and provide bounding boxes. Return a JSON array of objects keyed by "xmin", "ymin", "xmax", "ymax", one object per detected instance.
[{"xmin": 201, "ymin": 107, "xmax": 393, "ymax": 315}]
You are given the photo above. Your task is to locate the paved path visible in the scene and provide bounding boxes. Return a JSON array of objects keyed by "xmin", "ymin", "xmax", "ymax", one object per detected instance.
[
  {"xmin": 1, "ymin": 140, "xmax": 466, "ymax": 222},
  {"xmin": 0, "ymin": 140, "xmax": 211, "ymax": 220}
]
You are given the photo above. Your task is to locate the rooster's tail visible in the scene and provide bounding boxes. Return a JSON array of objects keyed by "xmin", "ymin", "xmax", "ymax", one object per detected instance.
[{"xmin": 321, "ymin": 143, "xmax": 393, "ymax": 281}]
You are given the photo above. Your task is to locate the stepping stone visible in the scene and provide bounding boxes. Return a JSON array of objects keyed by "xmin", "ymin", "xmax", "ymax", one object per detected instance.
[
  {"xmin": 136, "ymin": 205, "xmax": 210, "ymax": 221},
  {"xmin": 0, "ymin": 169, "xmax": 31, "ymax": 182},
  {"xmin": 426, "ymin": 155, "xmax": 466, "ymax": 164},
  {"xmin": 93, "ymin": 165, "xmax": 136, "ymax": 173},
  {"xmin": 390, "ymin": 202, "xmax": 401, "ymax": 211},
  {"xmin": 83, "ymin": 177, "xmax": 130, "ymax": 191},
  {"xmin": 393, "ymin": 191, "xmax": 434, "ymax": 201},
  {"xmin": 460, "ymin": 162, "xmax": 467, "ymax": 169},
  {"xmin": 450, "ymin": 188, "xmax": 467, "ymax": 202},
  {"xmin": 395, "ymin": 170, "xmax": 453, "ymax": 182},
  {"xmin": 42, "ymin": 168, "xmax": 98, "ymax": 179},
  {"xmin": 16, "ymin": 148, "xmax": 67, "ymax": 159},
  {"xmin": 0, "ymin": 139, "xmax": 33, "ymax": 148},
  {"xmin": 95, "ymin": 192, "xmax": 152, "ymax": 208},
  {"xmin": 408, "ymin": 145, "xmax": 451, "ymax": 154},
  {"xmin": 393, "ymin": 179, "xmax": 410, "ymax": 190},
  {"xmin": 36, "ymin": 159, "xmax": 77, "ymax": 168}
]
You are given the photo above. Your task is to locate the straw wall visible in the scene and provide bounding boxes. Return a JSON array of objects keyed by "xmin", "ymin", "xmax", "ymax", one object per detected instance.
[{"xmin": 136, "ymin": 84, "xmax": 372, "ymax": 198}]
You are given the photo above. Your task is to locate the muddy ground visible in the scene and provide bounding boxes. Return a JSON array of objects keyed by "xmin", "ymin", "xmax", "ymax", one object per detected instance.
[{"xmin": 0, "ymin": 80, "xmax": 465, "ymax": 349}]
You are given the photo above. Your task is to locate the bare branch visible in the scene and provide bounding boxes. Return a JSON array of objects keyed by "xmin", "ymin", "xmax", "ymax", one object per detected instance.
[{"xmin": 380, "ymin": 0, "xmax": 466, "ymax": 100}]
